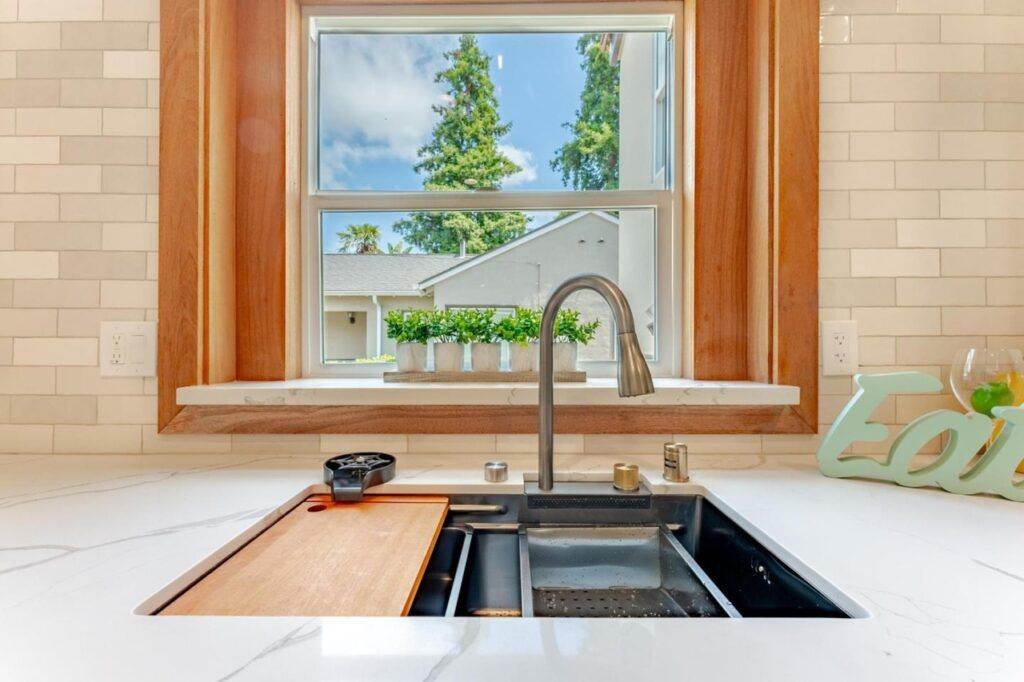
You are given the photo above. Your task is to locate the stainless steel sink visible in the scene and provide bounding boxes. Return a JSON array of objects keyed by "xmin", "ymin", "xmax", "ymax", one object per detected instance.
[
  {"xmin": 409, "ymin": 487, "xmax": 865, "ymax": 619},
  {"xmin": 523, "ymin": 527, "xmax": 735, "ymax": 617}
]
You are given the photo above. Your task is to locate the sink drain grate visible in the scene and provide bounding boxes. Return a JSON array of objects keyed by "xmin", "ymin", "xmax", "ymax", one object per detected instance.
[{"xmin": 532, "ymin": 588, "xmax": 687, "ymax": 618}]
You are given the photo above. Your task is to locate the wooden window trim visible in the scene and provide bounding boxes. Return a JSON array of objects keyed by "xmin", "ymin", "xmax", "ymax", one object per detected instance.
[{"xmin": 159, "ymin": 0, "xmax": 818, "ymax": 435}]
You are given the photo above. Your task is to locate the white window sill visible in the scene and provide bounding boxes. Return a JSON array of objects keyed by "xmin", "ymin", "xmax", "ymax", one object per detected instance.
[{"xmin": 177, "ymin": 378, "xmax": 799, "ymax": 407}]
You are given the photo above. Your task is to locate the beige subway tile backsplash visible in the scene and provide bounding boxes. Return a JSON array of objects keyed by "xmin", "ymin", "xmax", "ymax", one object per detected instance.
[
  {"xmin": 941, "ymin": 190, "xmax": 1024, "ymax": 218},
  {"xmin": 894, "ymin": 104, "xmax": 983, "ymax": 132},
  {"xmin": 851, "ymin": 73, "xmax": 939, "ymax": 102},
  {"xmin": 12, "ymin": 337, "xmax": 97, "ymax": 366},
  {"xmin": 59, "ymin": 21, "xmax": 151, "ymax": 50},
  {"xmin": 985, "ymin": 162, "xmax": 1024, "ymax": 189},
  {"xmin": 60, "ymin": 136, "xmax": 149, "ymax": 165},
  {"xmin": 941, "ymin": 15, "xmax": 1024, "ymax": 44},
  {"xmin": 0, "ymin": 1, "xmax": 1020, "ymax": 458},
  {"xmin": 10, "ymin": 395, "xmax": 96, "ymax": 424},
  {"xmin": 851, "ymin": 132, "xmax": 938, "ymax": 160},
  {"xmin": 896, "ymin": 219, "xmax": 986, "ymax": 246},
  {"xmin": 897, "ymin": 44, "xmax": 984, "ymax": 72},
  {"xmin": 850, "ymin": 190, "xmax": 939, "ymax": 218},
  {"xmin": 851, "ymin": 248, "xmax": 939, "ymax": 276},
  {"xmin": 13, "ymin": 222, "xmax": 101, "ymax": 252},
  {"xmin": 60, "ymin": 78, "xmax": 148, "ymax": 107},
  {"xmin": 53, "ymin": 424, "xmax": 140, "ymax": 453},
  {"xmin": 941, "ymin": 132, "xmax": 1024, "ymax": 160},
  {"xmin": 942, "ymin": 306, "xmax": 1024, "ymax": 335},
  {"xmin": 852, "ymin": 15, "xmax": 939, "ymax": 44},
  {"xmin": 0, "ymin": 250, "xmax": 59, "ymax": 278},
  {"xmin": 11, "ymin": 280, "xmax": 99, "ymax": 308},
  {"xmin": 896, "ymin": 277, "xmax": 987, "ymax": 305},
  {"xmin": 821, "ymin": 45, "xmax": 896, "ymax": 73},
  {"xmin": 16, "ymin": 50, "xmax": 102, "ymax": 78},
  {"xmin": 15, "ymin": 165, "xmax": 101, "ymax": 193},
  {"xmin": 0, "ymin": 23, "xmax": 61, "ymax": 51},
  {"xmin": 60, "ymin": 194, "xmax": 146, "ymax": 221},
  {"xmin": 941, "ymin": 74, "xmax": 1024, "ymax": 102},
  {"xmin": 103, "ymin": 0, "xmax": 159, "ymax": 22}
]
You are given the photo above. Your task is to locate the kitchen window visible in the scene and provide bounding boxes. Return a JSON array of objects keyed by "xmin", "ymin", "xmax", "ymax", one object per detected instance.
[{"xmin": 301, "ymin": 7, "xmax": 682, "ymax": 377}]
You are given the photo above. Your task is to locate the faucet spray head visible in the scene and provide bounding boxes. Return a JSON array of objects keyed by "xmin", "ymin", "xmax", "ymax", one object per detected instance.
[{"xmin": 616, "ymin": 332, "xmax": 655, "ymax": 398}]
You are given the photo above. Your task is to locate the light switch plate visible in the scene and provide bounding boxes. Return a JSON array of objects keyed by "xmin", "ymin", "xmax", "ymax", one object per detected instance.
[
  {"xmin": 822, "ymin": 320, "xmax": 858, "ymax": 376},
  {"xmin": 100, "ymin": 321, "xmax": 156, "ymax": 377}
]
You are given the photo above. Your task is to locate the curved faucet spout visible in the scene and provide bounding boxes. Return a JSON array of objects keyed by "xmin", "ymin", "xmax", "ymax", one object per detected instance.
[{"xmin": 538, "ymin": 274, "xmax": 655, "ymax": 491}]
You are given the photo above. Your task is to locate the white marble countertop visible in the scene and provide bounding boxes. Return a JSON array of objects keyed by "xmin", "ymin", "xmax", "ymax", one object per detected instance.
[
  {"xmin": 0, "ymin": 452, "xmax": 1021, "ymax": 681},
  {"xmin": 177, "ymin": 377, "xmax": 799, "ymax": 406}
]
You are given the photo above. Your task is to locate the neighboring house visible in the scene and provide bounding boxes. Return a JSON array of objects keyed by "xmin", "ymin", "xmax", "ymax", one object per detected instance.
[
  {"xmin": 322, "ymin": 254, "xmax": 459, "ymax": 361},
  {"xmin": 322, "ymin": 211, "xmax": 627, "ymax": 361}
]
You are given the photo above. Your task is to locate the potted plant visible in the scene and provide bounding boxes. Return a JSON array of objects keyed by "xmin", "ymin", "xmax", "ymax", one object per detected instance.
[
  {"xmin": 552, "ymin": 308, "xmax": 600, "ymax": 372},
  {"xmin": 496, "ymin": 307, "xmax": 541, "ymax": 372},
  {"xmin": 463, "ymin": 308, "xmax": 501, "ymax": 372},
  {"xmin": 430, "ymin": 309, "xmax": 469, "ymax": 372},
  {"xmin": 384, "ymin": 309, "xmax": 431, "ymax": 372}
]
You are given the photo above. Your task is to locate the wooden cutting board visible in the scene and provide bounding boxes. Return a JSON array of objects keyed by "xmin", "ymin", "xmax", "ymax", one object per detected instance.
[{"xmin": 160, "ymin": 495, "xmax": 448, "ymax": 617}]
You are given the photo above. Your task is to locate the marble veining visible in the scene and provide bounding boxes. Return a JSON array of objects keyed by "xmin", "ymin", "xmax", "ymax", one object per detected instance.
[{"xmin": 0, "ymin": 452, "xmax": 1021, "ymax": 681}]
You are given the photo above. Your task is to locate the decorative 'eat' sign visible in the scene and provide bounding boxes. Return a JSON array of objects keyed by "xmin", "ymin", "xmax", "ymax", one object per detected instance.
[{"xmin": 817, "ymin": 372, "xmax": 1024, "ymax": 502}]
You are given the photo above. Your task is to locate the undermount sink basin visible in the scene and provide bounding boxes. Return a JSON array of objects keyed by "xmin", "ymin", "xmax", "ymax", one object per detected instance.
[{"xmin": 409, "ymin": 488, "xmax": 865, "ymax": 619}]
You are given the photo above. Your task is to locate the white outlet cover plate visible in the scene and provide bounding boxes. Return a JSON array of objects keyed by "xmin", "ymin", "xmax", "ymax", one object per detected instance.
[
  {"xmin": 822, "ymin": 319, "xmax": 858, "ymax": 377},
  {"xmin": 100, "ymin": 321, "xmax": 156, "ymax": 377}
]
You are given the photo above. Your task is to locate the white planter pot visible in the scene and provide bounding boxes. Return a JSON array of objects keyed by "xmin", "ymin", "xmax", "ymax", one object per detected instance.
[
  {"xmin": 553, "ymin": 342, "xmax": 578, "ymax": 372},
  {"xmin": 471, "ymin": 342, "xmax": 501, "ymax": 372},
  {"xmin": 395, "ymin": 342, "xmax": 427, "ymax": 372},
  {"xmin": 433, "ymin": 342, "xmax": 465, "ymax": 372},
  {"xmin": 509, "ymin": 342, "xmax": 538, "ymax": 372}
]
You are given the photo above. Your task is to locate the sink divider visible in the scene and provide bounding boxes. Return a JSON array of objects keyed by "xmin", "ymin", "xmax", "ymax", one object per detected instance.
[
  {"xmin": 517, "ymin": 530, "xmax": 535, "ymax": 618},
  {"xmin": 443, "ymin": 526, "xmax": 475, "ymax": 617},
  {"xmin": 659, "ymin": 525, "xmax": 742, "ymax": 618}
]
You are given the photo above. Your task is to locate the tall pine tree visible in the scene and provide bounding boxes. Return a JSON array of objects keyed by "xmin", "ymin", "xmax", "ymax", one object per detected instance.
[
  {"xmin": 394, "ymin": 35, "xmax": 528, "ymax": 254},
  {"xmin": 551, "ymin": 34, "xmax": 620, "ymax": 190}
]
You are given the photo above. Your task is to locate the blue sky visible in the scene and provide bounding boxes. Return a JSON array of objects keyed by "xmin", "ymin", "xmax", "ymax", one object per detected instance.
[{"xmin": 319, "ymin": 32, "xmax": 588, "ymax": 253}]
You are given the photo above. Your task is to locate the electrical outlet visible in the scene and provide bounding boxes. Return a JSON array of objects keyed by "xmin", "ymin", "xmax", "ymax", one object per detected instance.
[
  {"xmin": 100, "ymin": 321, "xmax": 156, "ymax": 377},
  {"xmin": 822, "ymin": 320, "xmax": 858, "ymax": 376}
]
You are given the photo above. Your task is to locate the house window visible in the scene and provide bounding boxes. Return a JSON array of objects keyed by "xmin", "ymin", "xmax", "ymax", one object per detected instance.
[{"xmin": 302, "ymin": 7, "xmax": 680, "ymax": 378}]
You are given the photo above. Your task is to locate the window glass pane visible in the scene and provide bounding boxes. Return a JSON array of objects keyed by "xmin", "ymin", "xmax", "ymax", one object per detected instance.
[
  {"xmin": 320, "ymin": 208, "xmax": 656, "ymax": 364},
  {"xmin": 317, "ymin": 30, "xmax": 671, "ymax": 192}
]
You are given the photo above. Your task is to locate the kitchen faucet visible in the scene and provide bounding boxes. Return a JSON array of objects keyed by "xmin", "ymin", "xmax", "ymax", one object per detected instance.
[{"xmin": 538, "ymin": 274, "xmax": 655, "ymax": 491}]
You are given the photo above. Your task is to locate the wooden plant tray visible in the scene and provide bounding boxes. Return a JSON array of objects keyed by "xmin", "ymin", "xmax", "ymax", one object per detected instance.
[{"xmin": 383, "ymin": 370, "xmax": 587, "ymax": 383}]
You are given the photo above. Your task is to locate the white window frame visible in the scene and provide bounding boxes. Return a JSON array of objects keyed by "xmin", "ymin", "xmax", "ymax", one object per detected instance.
[{"xmin": 301, "ymin": 2, "xmax": 684, "ymax": 379}]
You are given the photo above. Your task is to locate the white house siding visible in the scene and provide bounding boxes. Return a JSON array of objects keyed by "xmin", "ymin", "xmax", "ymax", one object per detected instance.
[
  {"xmin": 323, "ymin": 294, "xmax": 432, "ymax": 361},
  {"xmin": 429, "ymin": 212, "xmax": 620, "ymax": 360}
]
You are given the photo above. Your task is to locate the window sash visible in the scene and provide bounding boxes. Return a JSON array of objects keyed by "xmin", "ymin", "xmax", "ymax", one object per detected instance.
[{"xmin": 301, "ymin": 3, "xmax": 683, "ymax": 379}]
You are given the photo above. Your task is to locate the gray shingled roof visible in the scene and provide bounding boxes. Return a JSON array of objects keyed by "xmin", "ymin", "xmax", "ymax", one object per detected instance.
[{"xmin": 322, "ymin": 254, "xmax": 463, "ymax": 294}]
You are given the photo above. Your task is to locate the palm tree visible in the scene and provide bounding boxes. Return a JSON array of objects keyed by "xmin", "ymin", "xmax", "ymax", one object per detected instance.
[
  {"xmin": 336, "ymin": 223, "xmax": 381, "ymax": 254},
  {"xmin": 386, "ymin": 241, "xmax": 412, "ymax": 254}
]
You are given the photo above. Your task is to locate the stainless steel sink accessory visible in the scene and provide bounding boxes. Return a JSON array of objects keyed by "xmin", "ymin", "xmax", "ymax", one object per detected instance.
[
  {"xmin": 484, "ymin": 461, "xmax": 508, "ymax": 482},
  {"xmin": 323, "ymin": 452, "xmax": 396, "ymax": 502},
  {"xmin": 538, "ymin": 274, "xmax": 655, "ymax": 491},
  {"xmin": 663, "ymin": 442, "xmax": 689, "ymax": 482}
]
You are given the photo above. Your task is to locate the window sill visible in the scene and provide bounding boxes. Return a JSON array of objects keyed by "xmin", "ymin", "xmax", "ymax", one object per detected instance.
[{"xmin": 177, "ymin": 378, "xmax": 798, "ymax": 407}]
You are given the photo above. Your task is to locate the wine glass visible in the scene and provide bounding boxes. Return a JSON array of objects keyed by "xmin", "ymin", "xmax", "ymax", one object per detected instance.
[{"xmin": 950, "ymin": 347, "xmax": 1024, "ymax": 417}]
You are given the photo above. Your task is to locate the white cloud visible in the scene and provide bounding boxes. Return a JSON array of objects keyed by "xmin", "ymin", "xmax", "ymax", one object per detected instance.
[
  {"xmin": 498, "ymin": 144, "xmax": 538, "ymax": 188},
  {"xmin": 318, "ymin": 35, "xmax": 455, "ymax": 182}
]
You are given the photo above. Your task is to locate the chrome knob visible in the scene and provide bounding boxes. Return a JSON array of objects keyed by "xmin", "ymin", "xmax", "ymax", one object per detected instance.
[{"xmin": 484, "ymin": 461, "xmax": 508, "ymax": 483}]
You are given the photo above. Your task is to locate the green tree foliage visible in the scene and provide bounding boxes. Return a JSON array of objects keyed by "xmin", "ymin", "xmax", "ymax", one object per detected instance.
[
  {"xmin": 386, "ymin": 241, "xmax": 412, "ymax": 254},
  {"xmin": 395, "ymin": 35, "xmax": 528, "ymax": 254},
  {"xmin": 336, "ymin": 223, "xmax": 381, "ymax": 254},
  {"xmin": 551, "ymin": 34, "xmax": 620, "ymax": 190}
]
